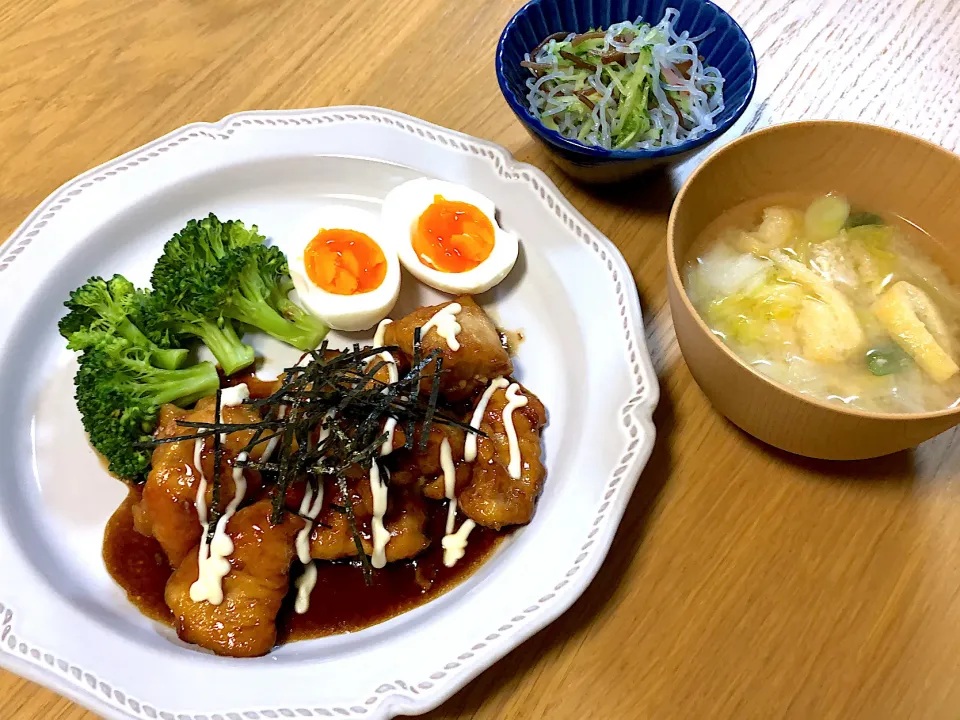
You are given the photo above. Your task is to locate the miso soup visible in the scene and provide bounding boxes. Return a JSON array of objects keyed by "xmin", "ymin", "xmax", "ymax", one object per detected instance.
[{"xmin": 684, "ymin": 193, "xmax": 960, "ymax": 414}]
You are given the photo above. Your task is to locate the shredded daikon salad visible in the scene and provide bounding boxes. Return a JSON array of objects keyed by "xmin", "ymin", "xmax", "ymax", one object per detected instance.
[{"xmin": 522, "ymin": 9, "xmax": 725, "ymax": 150}]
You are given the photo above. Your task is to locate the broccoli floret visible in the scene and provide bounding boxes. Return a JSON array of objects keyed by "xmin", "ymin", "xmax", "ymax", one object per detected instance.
[
  {"xmin": 73, "ymin": 333, "xmax": 220, "ymax": 482},
  {"xmin": 151, "ymin": 213, "xmax": 265, "ymax": 292},
  {"xmin": 150, "ymin": 214, "xmax": 326, "ymax": 366},
  {"xmin": 141, "ymin": 293, "xmax": 255, "ymax": 377},
  {"xmin": 58, "ymin": 274, "xmax": 188, "ymax": 370},
  {"xmin": 218, "ymin": 243, "xmax": 328, "ymax": 351},
  {"xmin": 148, "ymin": 214, "xmax": 258, "ymax": 375}
]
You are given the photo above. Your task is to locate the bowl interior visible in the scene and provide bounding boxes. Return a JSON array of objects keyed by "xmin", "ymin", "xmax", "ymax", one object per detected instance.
[
  {"xmin": 670, "ymin": 120, "xmax": 960, "ymax": 419},
  {"xmin": 496, "ymin": 0, "xmax": 757, "ymax": 158}
]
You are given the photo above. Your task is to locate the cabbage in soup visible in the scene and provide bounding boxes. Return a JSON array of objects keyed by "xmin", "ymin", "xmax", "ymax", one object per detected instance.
[{"xmin": 684, "ymin": 194, "xmax": 960, "ymax": 414}]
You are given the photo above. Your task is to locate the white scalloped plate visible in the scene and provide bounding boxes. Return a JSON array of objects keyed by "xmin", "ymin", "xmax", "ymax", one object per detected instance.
[{"xmin": 0, "ymin": 107, "xmax": 658, "ymax": 719}]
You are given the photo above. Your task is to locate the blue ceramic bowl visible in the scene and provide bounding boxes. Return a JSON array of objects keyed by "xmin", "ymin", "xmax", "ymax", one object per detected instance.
[{"xmin": 496, "ymin": 0, "xmax": 757, "ymax": 182}]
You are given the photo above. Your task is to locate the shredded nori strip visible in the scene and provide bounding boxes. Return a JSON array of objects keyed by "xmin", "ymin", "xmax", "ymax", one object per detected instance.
[
  {"xmin": 270, "ymin": 388, "xmax": 302, "ymax": 525},
  {"xmin": 206, "ymin": 388, "xmax": 223, "ymax": 545},
  {"xmin": 419, "ymin": 354, "xmax": 443, "ymax": 453},
  {"xmin": 143, "ymin": 333, "xmax": 486, "ymax": 583},
  {"xmin": 337, "ymin": 471, "xmax": 373, "ymax": 583}
]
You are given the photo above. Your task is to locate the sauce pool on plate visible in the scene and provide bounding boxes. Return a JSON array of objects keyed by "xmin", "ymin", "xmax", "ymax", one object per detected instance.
[{"xmin": 103, "ymin": 489, "xmax": 507, "ymax": 642}]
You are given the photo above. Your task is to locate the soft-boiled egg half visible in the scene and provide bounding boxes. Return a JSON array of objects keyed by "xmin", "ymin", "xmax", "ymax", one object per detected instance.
[
  {"xmin": 381, "ymin": 179, "xmax": 519, "ymax": 294},
  {"xmin": 287, "ymin": 205, "xmax": 400, "ymax": 332}
]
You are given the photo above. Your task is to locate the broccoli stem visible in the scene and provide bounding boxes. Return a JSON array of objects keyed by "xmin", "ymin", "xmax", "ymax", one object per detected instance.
[
  {"xmin": 151, "ymin": 346, "xmax": 191, "ymax": 371},
  {"xmin": 116, "ymin": 318, "xmax": 188, "ymax": 370},
  {"xmin": 191, "ymin": 317, "xmax": 254, "ymax": 376},
  {"xmin": 225, "ymin": 298, "xmax": 326, "ymax": 352},
  {"xmin": 275, "ymin": 295, "xmax": 329, "ymax": 345},
  {"xmin": 147, "ymin": 362, "xmax": 221, "ymax": 406}
]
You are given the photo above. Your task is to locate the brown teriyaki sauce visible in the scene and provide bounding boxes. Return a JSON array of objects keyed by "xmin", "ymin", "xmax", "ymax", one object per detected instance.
[
  {"xmin": 102, "ymin": 490, "xmax": 174, "ymax": 626},
  {"xmin": 279, "ymin": 510, "xmax": 505, "ymax": 642},
  {"xmin": 102, "ymin": 361, "xmax": 512, "ymax": 646},
  {"xmin": 103, "ymin": 488, "xmax": 507, "ymax": 644}
]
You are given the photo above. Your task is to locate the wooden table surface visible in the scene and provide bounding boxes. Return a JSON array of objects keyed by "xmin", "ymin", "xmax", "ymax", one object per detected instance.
[{"xmin": 3, "ymin": 0, "xmax": 960, "ymax": 718}]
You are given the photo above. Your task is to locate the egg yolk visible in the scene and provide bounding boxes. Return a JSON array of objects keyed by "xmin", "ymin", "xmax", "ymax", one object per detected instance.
[
  {"xmin": 413, "ymin": 195, "xmax": 495, "ymax": 273},
  {"xmin": 304, "ymin": 229, "xmax": 386, "ymax": 295}
]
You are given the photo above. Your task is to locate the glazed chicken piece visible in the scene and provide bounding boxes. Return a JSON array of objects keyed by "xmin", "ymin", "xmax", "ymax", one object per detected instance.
[
  {"xmin": 458, "ymin": 382, "xmax": 547, "ymax": 530},
  {"xmin": 165, "ymin": 500, "xmax": 305, "ymax": 657},
  {"xmin": 309, "ymin": 470, "xmax": 430, "ymax": 562},
  {"xmin": 385, "ymin": 295, "xmax": 512, "ymax": 402},
  {"xmin": 390, "ymin": 423, "xmax": 473, "ymax": 499},
  {"xmin": 132, "ymin": 396, "xmax": 267, "ymax": 567},
  {"xmin": 227, "ymin": 372, "xmax": 282, "ymax": 400},
  {"xmin": 366, "ymin": 345, "xmax": 400, "ymax": 388}
]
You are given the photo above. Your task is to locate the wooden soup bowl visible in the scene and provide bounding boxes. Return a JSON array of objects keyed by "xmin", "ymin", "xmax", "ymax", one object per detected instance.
[{"xmin": 667, "ymin": 120, "xmax": 960, "ymax": 460}]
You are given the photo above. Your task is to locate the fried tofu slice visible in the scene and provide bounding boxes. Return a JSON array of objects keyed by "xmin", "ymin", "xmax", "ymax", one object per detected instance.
[
  {"xmin": 385, "ymin": 295, "xmax": 512, "ymax": 402},
  {"xmin": 164, "ymin": 500, "xmax": 304, "ymax": 658},
  {"xmin": 873, "ymin": 281, "xmax": 959, "ymax": 382},
  {"xmin": 132, "ymin": 396, "xmax": 266, "ymax": 567},
  {"xmin": 458, "ymin": 382, "xmax": 547, "ymax": 530}
]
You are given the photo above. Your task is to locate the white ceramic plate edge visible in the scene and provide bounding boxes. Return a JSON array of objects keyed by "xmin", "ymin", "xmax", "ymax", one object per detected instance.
[{"xmin": 0, "ymin": 106, "xmax": 659, "ymax": 719}]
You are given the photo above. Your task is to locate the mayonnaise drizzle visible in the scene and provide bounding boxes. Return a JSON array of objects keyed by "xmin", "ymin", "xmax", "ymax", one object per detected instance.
[
  {"xmin": 372, "ymin": 319, "xmax": 399, "ymax": 452},
  {"xmin": 293, "ymin": 481, "xmax": 325, "ymax": 614},
  {"xmin": 440, "ymin": 438, "xmax": 458, "ymax": 534},
  {"xmin": 261, "ymin": 404, "xmax": 287, "ymax": 463},
  {"xmin": 373, "ymin": 318, "xmax": 400, "ymax": 385},
  {"xmin": 503, "ymin": 383, "xmax": 528, "ymax": 479},
  {"xmin": 440, "ymin": 437, "xmax": 475, "ymax": 568},
  {"xmin": 219, "ymin": 383, "xmax": 250, "ymax": 408},
  {"xmin": 464, "ymin": 377, "xmax": 510, "ymax": 462},
  {"xmin": 369, "ymin": 462, "xmax": 391, "ymax": 569},
  {"xmin": 192, "ymin": 438, "xmax": 209, "ymax": 528},
  {"xmin": 381, "ymin": 417, "xmax": 398, "ymax": 456},
  {"xmin": 292, "ymin": 409, "xmax": 335, "ymax": 613},
  {"xmin": 442, "ymin": 520, "xmax": 476, "ymax": 568},
  {"xmin": 367, "ymin": 318, "xmax": 399, "ymax": 569},
  {"xmin": 189, "ymin": 386, "xmax": 253, "ymax": 605},
  {"xmin": 421, "ymin": 303, "xmax": 463, "ymax": 351},
  {"xmin": 190, "ymin": 452, "xmax": 248, "ymax": 604},
  {"xmin": 218, "ymin": 383, "xmax": 250, "ymax": 441}
]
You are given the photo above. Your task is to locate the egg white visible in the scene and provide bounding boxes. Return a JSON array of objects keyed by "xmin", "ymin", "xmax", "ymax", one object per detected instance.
[
  {"xmin": 285, "ymin": 205, "xmax": 400, "ymax": 332},
  {"xmin": 381, "ymin": 178, "xmax": 519, "ymax": 295}
]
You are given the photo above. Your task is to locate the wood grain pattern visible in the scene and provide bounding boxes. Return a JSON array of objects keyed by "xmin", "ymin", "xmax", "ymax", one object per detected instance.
[{"xmin": 2, "ymin": 0, "xmax": 960, "ymax": 718}]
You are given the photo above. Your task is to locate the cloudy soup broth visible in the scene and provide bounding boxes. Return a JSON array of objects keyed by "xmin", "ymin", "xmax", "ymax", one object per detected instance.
[{"xmin": 684, "ymin": 192, "xmax": 960, "ymax": 414}]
